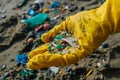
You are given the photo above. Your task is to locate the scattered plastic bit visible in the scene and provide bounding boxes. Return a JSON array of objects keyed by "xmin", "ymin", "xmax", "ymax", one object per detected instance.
[
  {"xmin": 1, "ymin": 15, "xmax": 7, "ymax": 19},
  {"xmin": 53, "ymin": 15, "xmax": 60, "ymax": 20},
  {"xmin": 51, "ymin": 1, "xmax": 60, "ymax": 9},
  {"xmin": 17, "ymin": 0, "xmax": 28, "ymax": 8},
  {"xmin": 3, "ymin": 72, "xmax": 10, "ymax": 78},
  {"xmin": 97, "ymin": 62, "xmax": 102, "ymax": 68},
  {"xmin": 27, "ymin": 8, "xmax": 36, "ymax": 16},
  {"xmin": 24, "ymin": 13, "xmax": 48, "ymax": 29},
  {"xmin": 19, "ymin": 69, "xmax": 37, "ymax": 79},
  {"xmin": 48, "ymin": 31, "xmax": 79, "ymax": 54},
  {"xmin": 85, "ymin": 69, "xmax": 92, "ymax": 78},
  {"xmin": 1, "ymin": 64, "xmax": 6, "ymax": 70},
  {"xmin": 16, "ymin": 52, "xmax": 28, "ymax": 65},
  {"xmin": 50, "ymin": 66, "xmax": 59, "ymax": 74}
]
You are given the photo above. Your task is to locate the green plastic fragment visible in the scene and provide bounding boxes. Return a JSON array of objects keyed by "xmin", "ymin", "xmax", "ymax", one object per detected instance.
[
  {"xmin": 24, "ymin": 13, "xmax": 48, "ymax": 29},
  {"xmin": 56, "ymin": 44, "xmax": 64, "ymax": 49}
]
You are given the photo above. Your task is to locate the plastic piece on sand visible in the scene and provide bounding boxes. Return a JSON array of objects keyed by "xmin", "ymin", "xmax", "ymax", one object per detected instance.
[
  {"xmin": 49, "ymin": 66, "xmax": 59, "ymax": 74},
  {"xmin": 27, "ymin": 8, "xmax": 35, "ymax": 16},
  {"xmin": 16, "ymin": 53, "xmax": 28, "ymax": 65},
  {"xmin": 24, "ymin": 13, "xmax": 48, "ymax": 28}
]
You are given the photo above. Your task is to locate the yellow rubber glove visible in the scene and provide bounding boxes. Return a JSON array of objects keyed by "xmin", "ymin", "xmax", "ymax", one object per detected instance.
[{"xmin": 27, "ymin": 0, "xmax": 120, "ymax": 70}]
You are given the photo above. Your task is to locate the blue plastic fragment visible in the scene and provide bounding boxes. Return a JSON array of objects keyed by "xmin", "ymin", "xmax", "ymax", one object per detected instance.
[
  {"xmin": 51, "ymin": 1, "xmax": 60, "ymax": 9},
  {"xmin": 16, "ymin": 52, "xmax": 28, "ymax": 65}
]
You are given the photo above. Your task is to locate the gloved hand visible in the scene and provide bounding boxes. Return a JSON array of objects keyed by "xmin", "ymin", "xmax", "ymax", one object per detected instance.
[{"xmin": 27, "ymin": 0, "xmax": 120, "ymax": 70}]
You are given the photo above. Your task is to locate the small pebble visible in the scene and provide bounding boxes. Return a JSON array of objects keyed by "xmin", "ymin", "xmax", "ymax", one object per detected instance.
[
  {"xmin": 2, "ymin": 10, "xmax": 6, "ymax": 14},
  {"xmin": 102, "ymin": 63, "xmax": 109, "ymax": 67},
  {"xmin": 1, "ymin": 15, "xmax": 7, "ymax": 19},
  {"xmin": 10, "ymin": 59, "xmax": 15, "ymax": 62},
  {"xmin": 3, "ymin": 72, "xmax": 10, "ymax": 78},
  {"xmin": 97, "ymin": 62, "xmax": 102, "ymax": 68},
  {"xmin": 1, "ymin": 64, "xmax": 6, "ymax": 70},
  {"xmin": 101, "ymin": 43, "xmax": 109, "ymax": 48}
]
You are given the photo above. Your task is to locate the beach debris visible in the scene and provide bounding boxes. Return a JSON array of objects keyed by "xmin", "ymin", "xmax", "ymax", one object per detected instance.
[
  {"xmin": 101, "ymin": 43, "xmax": 109, "ymax": 48},
  {"xmin": 97, "ymin": 62, "xmax": 102, "ymax": 68},
  {"xmin": 84, "ymin": 68, "xmax": 92, "ymax": 79},
  {"xmin": 34, "ymin": 23, "xmax": 51, "ymax": 35},
  {"xmin": 1, "ymin": 15, "xmax": 7, "ymax": 19},
  {"xmin": 0, "ymin": 0, "xmax": 119, "ymax": 80},
  {"xmin": 19, "ymin": 69, "xmax": 38, "ymax": 79},
  {"xmin": 21, "ymin": 13, "xmax": 27, "ymax": 20},
  {"xmin": 27, "ymin": 7, "xmax": 36, "ymax": 16},
  {"xmin": 1, "ymin": 65, "xmax": 6, "ymax": 70},
  {"xmin": 17, "ymin": 0, "xmax": 28, "ymax": 8},
  {"xmin": 1, "ymin": 72, "xmax": 10, "ymax": 80},
  {"xmin": 48, "ymin": 31, "xmax": 79, "ymax": 54},
  {"xmin": 23, "ymin": 13, "xmax": 49, "ymax": 29},
  {"xmin": 66, "ymin": 67, "xmax": 74, "ymax": 78},
  {"xmin": 50, "ymin": 66, "xmax": 59, "ymax": 74},
  {"xmin": 4, "ymin": 72, "xmax": 10, "ymax": 78},
  {"xmin": 27, "ymin": 0, "xmax": 44, "ymax": 16},
  {"xmin": 53, "ymin": 15, "xmax": 60, "ymax": 20},
  {"xmin": 51, "ymin": 1, "xmax": 60, "ymax": 10},
  {"xmin": 16, "ymin": 51, "xmax": 28, "ymax": 66},
  {"xmin": 33, "ymin": 0, "xmax": 44, "ymax": 10},
  {"xmin": 69, "ymin": 3, "xmax": 78, "ymax": 12}
]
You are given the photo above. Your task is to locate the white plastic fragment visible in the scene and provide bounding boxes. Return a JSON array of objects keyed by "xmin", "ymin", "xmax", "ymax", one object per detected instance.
[
  {"xmin": 97, "ymin": 62, "xmax": 102, "ymax": 68},
  {"xmin": 34, "ymin": 0, "xmax": 43, "ymax": 3},
  {"xmin": 49, "ymin": 66, "xmax": 59, "ymax": 74},
  {"xmin": 1, "ymin": 15, "xmax": 6, "ymax": 19},
  {"xmin": 53, "ymin": 15, "xmax": 60, "ymax": 20},
  {"xmin": 62, "ymin": 38, "xmax": 77, "ymax": 47}
]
